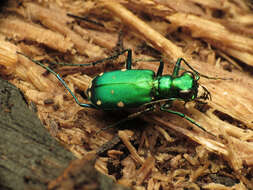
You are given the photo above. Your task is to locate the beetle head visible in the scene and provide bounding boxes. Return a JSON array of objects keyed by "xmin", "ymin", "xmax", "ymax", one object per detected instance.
[{"xmin": 175, "ymin": 71, "xmax": 199, "ymax": 102}]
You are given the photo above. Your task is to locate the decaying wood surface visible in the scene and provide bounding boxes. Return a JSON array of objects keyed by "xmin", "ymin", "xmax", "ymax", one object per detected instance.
[
  {"xmin": 0, "ymin": 78, "xmax": 76, "ymax": 190},
  {"xmin": 1, "ymin": 0, "xmax": 253, "ymax": 189}
]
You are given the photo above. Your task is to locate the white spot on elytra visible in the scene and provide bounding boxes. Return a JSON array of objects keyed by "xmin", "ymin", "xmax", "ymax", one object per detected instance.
[
  {"xmin": 97, "ymin": 100, "xmax": 102, "ymax": 105},
  {"xmin": 88, "ymin": 90, "xmax": 91, "ymax": 98},
  {"xmin": 121, "ymin": 69, "xmax": 127, "ymax": 72},
  {"xmin": 99, "ymin": 72, "xmax": 104, "ymax": 76},
  {"xmin": 117, "ymin": 101, "xmax": 124, "ymax": 107},
  {"xmin": 88, "ymin": 82, "xmax": 92, "ymax": 89}
]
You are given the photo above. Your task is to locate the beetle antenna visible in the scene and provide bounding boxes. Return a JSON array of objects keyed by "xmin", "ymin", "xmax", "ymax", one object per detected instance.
[
  {"xmin": 67, "ymin": 13, "xmax": 104, "ymax": 27},
  {"xmin": 179, "ymin": 58, "xmax": 232, "ymax": 81}
]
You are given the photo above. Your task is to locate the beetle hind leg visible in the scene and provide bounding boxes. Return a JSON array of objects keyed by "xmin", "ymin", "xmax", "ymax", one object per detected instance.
[{"xmin": 160, "ymin": 105, "xmax": 215, "ymax": 136}]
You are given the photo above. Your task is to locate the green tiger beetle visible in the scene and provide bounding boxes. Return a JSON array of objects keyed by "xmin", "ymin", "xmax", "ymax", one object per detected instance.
[{"xmin": 17, "ymin": 49, "xmax": 228, "ymax": 136}]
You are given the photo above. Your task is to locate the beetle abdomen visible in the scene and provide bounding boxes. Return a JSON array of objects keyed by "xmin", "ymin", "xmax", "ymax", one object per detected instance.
[{"xmin": 87, "ymin": 70, "xmax": 156, "ymax": 110}]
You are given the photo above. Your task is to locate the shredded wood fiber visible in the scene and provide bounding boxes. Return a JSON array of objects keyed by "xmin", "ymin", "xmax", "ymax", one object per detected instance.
[{"xmin": 1, "ymin": 0, "xmax": 253, "ymax": 189}]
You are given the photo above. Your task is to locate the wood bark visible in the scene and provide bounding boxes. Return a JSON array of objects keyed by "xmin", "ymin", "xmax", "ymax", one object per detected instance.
[{"xmin": 0, "ymin": 78, "xmax": 75, "ymax": 190}]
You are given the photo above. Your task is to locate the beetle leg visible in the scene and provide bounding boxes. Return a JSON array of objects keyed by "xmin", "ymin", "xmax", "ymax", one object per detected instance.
[
  {"xmin": 86, "ymin": 48, "xmax": 132, "ymax": 69},
  {"xmin": 23, "ymin": 49, "xmax": 133, "ymax": 67},
  {"xmin": 125, "ymin": 49, "xmax": 132, "ymax": 70},
  {"xmin": 17, "ymin": 52, "xmax": 98, "ymax": 109},
  {"xmin": 96, "ymin": 106, "xmax": 154, "ymax": 135},
  {"xmin": 156, "ymin": 60, "xmax": 164, "ymax": 76},
  {"xmin": 55, "ymin": 74, "xmax": 98, "ymax": 109},
  {"xmin": 172, "ymin": 58, "xmax": 182, "ymax": 78},
  {"xmin": 160, "ymin": 105, "xmax": 215, "ymax": 136}
]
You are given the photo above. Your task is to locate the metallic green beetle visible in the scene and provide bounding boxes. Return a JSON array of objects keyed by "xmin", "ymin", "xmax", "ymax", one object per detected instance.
[
  {"xmin": 88, "ymin": 59, "xmax": 199, "ymax": 110},
  {"xmin": 18, "ymin": 49, "xmax": 216, "ymax": 134}
]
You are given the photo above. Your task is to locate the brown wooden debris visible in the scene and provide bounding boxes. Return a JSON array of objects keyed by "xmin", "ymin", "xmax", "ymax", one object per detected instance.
[
  {"xmin": 118, "ymin": 130, "xmax": 145, "ymax": 164},
  {"xmin": 101, "ymin": 0, "xmax": 184, "ymax": 60},
  {"xmin": 73, "ymin": 25, "xmax": 118, "ymax": 50},
  {"xmin": 0, "ymin": 40, "xmax": 18, "ymax": 75},
  {"xmin": 187, "ymin": 0, "xmax": 225, "ymax": 9},
  {"xmin": 167, "ymin": 13, "xmax": 253, "ymax": 65},
  {"xmin": 136, "ymin": 156, "xmax": 155, "ymax": 185},
  {"xmin": 1, "ymin": 0, "xmax": 253, "ymax": 189},
  {"xmin": 21, "ymin": 3, "xmax": 105, "ymax": 57},
  {"xmin": 156, "ymin": 0, "xmax": 205, "ymax": 16},
  {"xmin": 48, "ymin": 153, "xmax": 129, "ymax": 190},
  {"xmin": 0, "ymin": 18, "xmax": 73, "ymax": 52}
]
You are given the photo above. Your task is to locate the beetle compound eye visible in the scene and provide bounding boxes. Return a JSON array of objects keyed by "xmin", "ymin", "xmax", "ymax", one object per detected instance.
[{"xmin": 185, "ymin": 72, "xmax": 194, "ymax": 77}]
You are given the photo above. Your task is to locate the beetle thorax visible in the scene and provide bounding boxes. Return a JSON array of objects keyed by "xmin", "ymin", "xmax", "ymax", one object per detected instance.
[{"xmin": 158, "ymin": 73, "xmax": 198, "ymax": 101}]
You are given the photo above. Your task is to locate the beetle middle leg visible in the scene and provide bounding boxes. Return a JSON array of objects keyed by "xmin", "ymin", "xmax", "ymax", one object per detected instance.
[{"xmin": 156, "ymin": 59, "xmax": 164, "ymax": 76}]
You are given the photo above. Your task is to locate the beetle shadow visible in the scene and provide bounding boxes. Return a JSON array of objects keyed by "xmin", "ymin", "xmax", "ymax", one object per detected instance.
[{"xmin": 100, "ymin": 110, "xmax": 148, "ymax": 132}]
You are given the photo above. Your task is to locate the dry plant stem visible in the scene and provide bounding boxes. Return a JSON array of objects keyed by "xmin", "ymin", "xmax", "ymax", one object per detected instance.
[
  {"xmin": 187, "ymin": 0, "xmax": 224, "ymax": 9},
  {"xmin": 101, "ymin": 1, "xmax": 228, "ymax": 74},
  {"xmin": 167, "ymin": 13, "xmax": 253, "ymax": 65},
  {"xmin": 149, "ymin": 113, "xmax": 253, "ymax": 167},
  {"xmin": 146, "ymin": 116, "xmax": 228, "ymax": 156},
  {"xmin": 101, "ymin": 1, "xmax": 184, "ymax": 60},
  {"xmin": 232, "ymin": 14, "xmax": 253, "ymax": 26},
  {"xmin": 222, "ymin": 48, "xmax": 253, "ymax": 67},
  {"xmin": 0, "ymin": 40, "xmax": 17, "ymax": 74},
  {"xmin": 122, "ymin": 0, "xmax": 174, "ymax": 18},
  {"xmin": 95, "ymin": 157, "xmax": 110, "ymax": 176},
  {"xmin": 207, "ymin": 80, "xmax": 253, "ymax": 130},
  {"xmin": 118, "ymin": 130, "xmax": 144, "ymax": 164},
  {"xmin": 216, "ymin": 50, "xmax": 243, "ymax": 71},
  {"xmin": 17, "ymin": 55, "xmax": 60, "ymax": 93},
  {"xmin": 22, "ymin": 3, "xmax": 104, "ymax": 57},
  {"xmin": 203, "ymin": 182, "xmax": 248, "ymax": 190},
  {"xmin": 0, "ymin": 18, "xmax": 73, "ymax": 53},
  {"xmin": 22, "ymin": 2, "xmax": 73, "ymax": 25},
  {"xmin": 73, "ymin": 25, "xmax": 118, "ymax": 50},
  {"xmin": 128, "ymin": 0, "xmax": 204, "ymax": 16},
  {"xmin": 189, "ymin": 163, "xmax": 209, "ymax": 182},
  {"xmin": 136, "ymin": 156, "xmax": 155, "ymax": 185},
  {"xmin": 153, "ymin": 125, "xmax": 174, "ymax": 142},
  {"xmin": 154, "ymin": 0, "xmax": 205, "ymax": 16}
]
